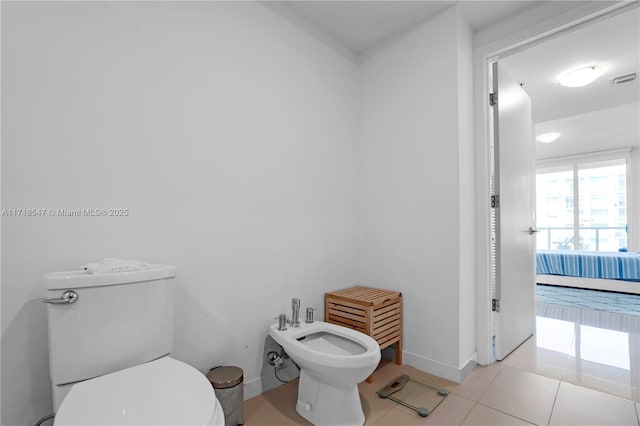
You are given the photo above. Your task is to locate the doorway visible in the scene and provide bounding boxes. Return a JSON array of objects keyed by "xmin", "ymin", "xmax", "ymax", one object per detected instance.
[{"xmin": 476, "ymin": 1, "xmax": 640, "ymax": 374}]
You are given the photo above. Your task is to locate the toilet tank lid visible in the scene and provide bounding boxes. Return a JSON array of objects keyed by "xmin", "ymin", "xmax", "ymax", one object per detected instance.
[{"xmin": 44, "ymin": 264, "xmax": 176, "ymax": 290}]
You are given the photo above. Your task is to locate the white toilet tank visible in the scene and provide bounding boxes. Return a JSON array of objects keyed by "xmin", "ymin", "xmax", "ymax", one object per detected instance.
[{"xmin": 45, "ymin": 265, "xmax": 176, "ymax": 409}]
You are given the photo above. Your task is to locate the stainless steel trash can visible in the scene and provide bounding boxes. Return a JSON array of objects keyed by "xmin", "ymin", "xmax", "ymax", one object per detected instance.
[{"xmin": 207, "ymin": 366, "xmax": 244, "ymax": 426}]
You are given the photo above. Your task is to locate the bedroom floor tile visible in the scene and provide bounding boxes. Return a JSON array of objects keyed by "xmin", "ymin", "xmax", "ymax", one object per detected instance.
[{"xmin": 506, "ymin": 301, "xmax": 640, "ymax": 402}]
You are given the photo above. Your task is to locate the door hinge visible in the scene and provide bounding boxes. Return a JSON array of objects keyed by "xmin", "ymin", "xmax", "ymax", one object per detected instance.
[
  {"xmin": 491, "ymin": 195, "xmax": 500, "ymax": 208},
  {"xmin": 492, "ymin": 298, "xmax": 500, "ymax": 312},
  {"xmin": 489, "ymin": 92, "xmax": 497, "ymax": 106}
]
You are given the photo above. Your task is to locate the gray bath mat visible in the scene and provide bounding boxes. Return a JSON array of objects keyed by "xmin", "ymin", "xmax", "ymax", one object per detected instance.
[{"xmin": 377, "ymin": 374, "xmax": 449, "ymax": 417}]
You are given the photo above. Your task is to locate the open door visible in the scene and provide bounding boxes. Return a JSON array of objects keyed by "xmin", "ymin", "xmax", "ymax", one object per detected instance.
[{"xmin": 491, "ymin": 61, "xmax": 536, "ymax": 360}]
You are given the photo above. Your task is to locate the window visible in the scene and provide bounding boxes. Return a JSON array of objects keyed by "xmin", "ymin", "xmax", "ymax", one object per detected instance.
[
  {"xmin": 536, "ymin": 170, "xmax": 574, "ymax": 250},
  {"xmin": 537, "ymin": 157, "xmax": 628, "ymax": 252}
]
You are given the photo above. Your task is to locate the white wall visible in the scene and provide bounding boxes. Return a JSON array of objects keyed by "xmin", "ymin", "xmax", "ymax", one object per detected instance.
[
  {"xmin": 456, "ymin": 12, "xmax": 476, "ymax": 369},
  {"xmin": 1, "ymin": 2, "xmax": 359, "ymax": 424},
  {"xmin": 357, "ymin": 6, "xmax": 476, "ymax": 382}
]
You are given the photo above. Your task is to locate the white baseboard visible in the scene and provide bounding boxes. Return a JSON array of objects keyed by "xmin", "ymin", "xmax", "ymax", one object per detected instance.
[
  {"xmin": 243, "ymin": 376, "xmax": 264, "ymax": 401},
  {"xmin": 460, "ymin": 353, "xmax": 479, "ymax": 380},
  {"xmin": 402, "ymin": 350, "xmax": 478, "ymax": 384}
]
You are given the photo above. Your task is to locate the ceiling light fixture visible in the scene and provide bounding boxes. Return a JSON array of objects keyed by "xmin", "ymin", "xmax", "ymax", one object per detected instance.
[
  {"xmin": 557, "ymin": 65, "xmax": 603, "ymax": 87},
  {"xmin": 537, "ymin": 132, "xmax": 560, "ymax": 143}
]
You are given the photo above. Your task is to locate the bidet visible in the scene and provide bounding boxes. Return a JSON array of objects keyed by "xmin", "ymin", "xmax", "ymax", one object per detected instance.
[{"xmin": 269, "ymin": 320, "xmax": 381, "ymax": 425}]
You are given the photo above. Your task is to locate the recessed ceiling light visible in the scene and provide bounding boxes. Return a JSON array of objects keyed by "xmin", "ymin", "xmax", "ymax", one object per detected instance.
[
  {"xmin": 537, "ymin": 132, "xmax": 560, "ymax": 143},
  {"xmin": 557, "ymin": 66, "xmax": 603, "ymax": 87}
]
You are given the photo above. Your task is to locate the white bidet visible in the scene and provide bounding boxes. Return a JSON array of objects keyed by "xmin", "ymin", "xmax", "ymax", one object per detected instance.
[{"xmin": 269, "ymin": 320, "xmax": 380, "ymax": 426}]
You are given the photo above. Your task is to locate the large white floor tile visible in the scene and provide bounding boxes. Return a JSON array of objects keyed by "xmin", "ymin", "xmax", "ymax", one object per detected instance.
[
  {"xmin": 479, "ymin": 366, "xmax": 559, "ymax": 425},
  {"xmin": 502, "ymin": 336, "xmax": 570, "ymax": 380},
  {"xmin": 521, "ymin": 299, "xmax": 640, "ymax": 402},
  {"xmin": 372, "ymin": 394, "xmax": 474, "ymax": 426},
  {"xmin": 451, "ymin": 363, "xmax": 502, "ymax": 402},
  {"xmin": 423, "ymin": 394, "xmax": 475, "ymax": 425},
  {"xmin": 462, "ymin": 404, "xmax": 534, "ymax": 426},
  {"xmin": 549, "ymin": 381, "xmax": 639, "ymax": 426}
]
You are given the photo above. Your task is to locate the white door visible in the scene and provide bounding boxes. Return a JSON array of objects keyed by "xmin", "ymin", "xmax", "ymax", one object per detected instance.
[{"xmin": 491, "ymin": 61, "xmax": 536, "ymax": 361}]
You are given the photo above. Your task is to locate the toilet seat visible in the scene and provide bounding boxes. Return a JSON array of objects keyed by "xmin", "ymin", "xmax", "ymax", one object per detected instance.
[
  {"xmin": 271, "ymin": 321, "xmax": 380, "ymax": 369},
  {"xmin": 54, "ymin": 357, "xmax": 224, "ymax": 426}
]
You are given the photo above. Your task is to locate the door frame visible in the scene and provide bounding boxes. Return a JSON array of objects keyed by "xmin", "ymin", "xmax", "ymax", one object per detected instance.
[{"xmin": 474, "ymin": 1, "xmax": 638, "ymax": 366}]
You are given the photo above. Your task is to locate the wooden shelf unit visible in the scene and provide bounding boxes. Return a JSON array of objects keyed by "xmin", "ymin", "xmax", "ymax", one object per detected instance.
[{"xmin": 325, "ymin": 286, "xmax": 402, "ymax": 382}]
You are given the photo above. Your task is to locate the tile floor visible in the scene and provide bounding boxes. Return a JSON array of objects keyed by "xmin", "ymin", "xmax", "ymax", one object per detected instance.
[
  {"xmin": 245, "ymin": 299, "xmax": 640, "ymax": 425},
  {"xmin": 506, "ymin": 301, "xmax": 640, "ymax": 402}
]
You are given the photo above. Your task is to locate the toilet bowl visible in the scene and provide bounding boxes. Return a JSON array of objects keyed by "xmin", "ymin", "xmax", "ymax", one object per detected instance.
[
  {"xmin": 53, "ymin": 357, "xmax": 224, "ymax": 426},
  {"xmin": 269, "ymin": 320, "xmax": 380, "ymax": 426}
]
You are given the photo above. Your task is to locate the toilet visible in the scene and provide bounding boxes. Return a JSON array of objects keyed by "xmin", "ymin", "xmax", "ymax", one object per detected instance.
[
  {"xmin": 44, "ymin": 265, "xmax": 224, "ymax": 426},
  {"xmin": 269, "ymin": 320, "xmax": 380, "ymax": 426}
]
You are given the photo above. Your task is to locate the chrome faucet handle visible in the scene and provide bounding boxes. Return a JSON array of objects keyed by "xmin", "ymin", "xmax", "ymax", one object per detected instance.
[
  {"xmin": 289, "ymin": 298, "xmax": 301, "ymax": 327},
  {"xmin": 274, "ymin": 314, "xmax": 288, "ymax": 331},
  {"xmin": 305, "ymin": 307, "xmax": 316, "ymax": 323}
]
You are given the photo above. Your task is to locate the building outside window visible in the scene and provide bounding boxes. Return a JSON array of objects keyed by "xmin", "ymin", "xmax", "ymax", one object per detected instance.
[{"xmin": 537, "ymin": 158, "xmax": 628, "ymax": 252}]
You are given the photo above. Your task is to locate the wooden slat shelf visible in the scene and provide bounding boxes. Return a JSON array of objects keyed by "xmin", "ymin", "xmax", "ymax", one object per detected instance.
[{"xmin": 325, "ymin": 286, "xmax": 402, "ymax": 383}]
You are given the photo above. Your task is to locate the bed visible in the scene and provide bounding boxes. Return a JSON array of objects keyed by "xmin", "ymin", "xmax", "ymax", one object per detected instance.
[{"xmin": 536, "ymin": 250, "xmax": 640, "ymax": 294}]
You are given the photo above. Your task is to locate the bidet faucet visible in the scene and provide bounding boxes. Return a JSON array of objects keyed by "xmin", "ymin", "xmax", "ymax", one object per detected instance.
[{"xmin": 289, "ymin": 298, "xmax": 301, "ymax": 327}]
